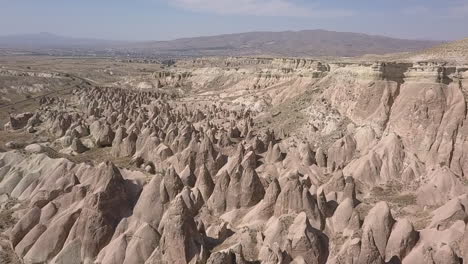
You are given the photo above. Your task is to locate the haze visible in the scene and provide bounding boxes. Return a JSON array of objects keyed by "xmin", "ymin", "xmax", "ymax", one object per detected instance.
[{"xmin": 1, "ymin": 0, "xmax": 467, "ymax": 41}]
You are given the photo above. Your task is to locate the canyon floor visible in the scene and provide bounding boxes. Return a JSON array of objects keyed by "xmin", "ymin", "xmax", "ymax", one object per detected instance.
[{"xmin": 1, "ymin": 43, "xmax": 468, "ymax": 264}]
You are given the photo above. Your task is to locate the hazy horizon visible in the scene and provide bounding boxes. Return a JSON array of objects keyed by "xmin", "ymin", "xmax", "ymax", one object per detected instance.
[
  {"xmin": 0, "ymin": 29, "xmax": 454, "ymax": 43},
  {"xmin": 1, "ymin": 0, "xmax": 467, "ymax": 42}
]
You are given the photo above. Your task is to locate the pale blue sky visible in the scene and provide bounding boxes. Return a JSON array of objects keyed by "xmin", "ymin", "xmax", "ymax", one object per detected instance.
[{"xmin": 1, "ymin": 0, "xmax": 467, "ymax": 41}]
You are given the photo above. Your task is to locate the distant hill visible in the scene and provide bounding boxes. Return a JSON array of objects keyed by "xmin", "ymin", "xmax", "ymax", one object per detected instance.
[
  {"xmin": 0, "ymin": 30, "xmax": 444, "ymax": 57},
  {"xmin": 412, "ymin": 37, "xmax": 468, "ymax": 62},
  {"xmin": 128, "ymin": 30, "xmax": 443, "ymax": 57},
  {"xmin": 0, "ymin": 32, "xmax": 123, "ymax": 49}
]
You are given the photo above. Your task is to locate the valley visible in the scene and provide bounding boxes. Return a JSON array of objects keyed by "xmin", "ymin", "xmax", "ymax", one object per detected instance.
[{"xmin": 0, "ymin": 39, "xmax": 468, "ymax": 263}]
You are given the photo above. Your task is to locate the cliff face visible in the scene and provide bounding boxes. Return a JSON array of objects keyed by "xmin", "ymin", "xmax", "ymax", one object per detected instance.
[
  {"xmin": 322, "ymin": 61, "xmax": 468, "ymax": 177},
  {"xmin": 152, "ymin": 58, "xmax": 468, "ymax": 179},
  {"xmin": 149, "ymin": 58, "xmax": 330, "ymax": 108}
]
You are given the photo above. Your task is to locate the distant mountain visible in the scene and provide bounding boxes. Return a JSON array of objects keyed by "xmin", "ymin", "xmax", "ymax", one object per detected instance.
[
  {"xmin": 0, "ymin": 32, "xmax": 123, "ymax": 49},
  {"xmin": 129, "ymin": 30, "xmax": 444, "ymax": 57},
  {"xmin": 0, "ymin": 30, "xmax": 444, "ymax": 57}
]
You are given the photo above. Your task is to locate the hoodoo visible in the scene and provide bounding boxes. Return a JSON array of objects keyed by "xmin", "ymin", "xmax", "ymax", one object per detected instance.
[{"xmin": 0, "ymin": 34, "xmax": 468, "ymax": 264}]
